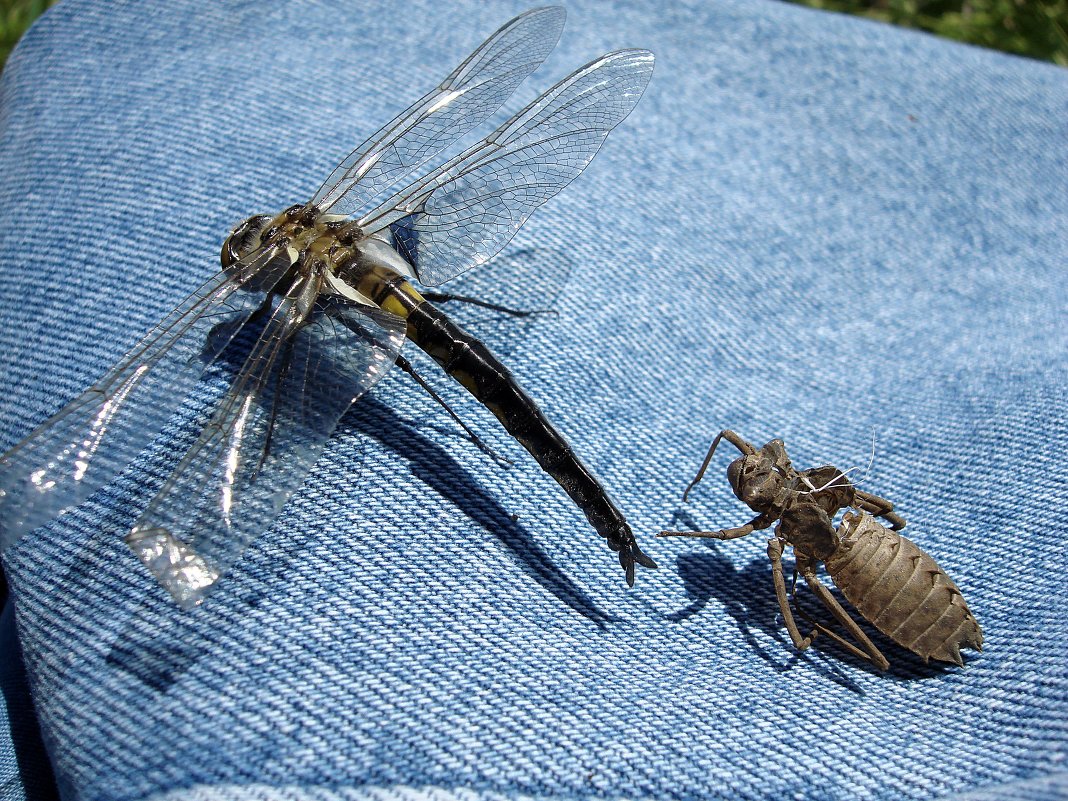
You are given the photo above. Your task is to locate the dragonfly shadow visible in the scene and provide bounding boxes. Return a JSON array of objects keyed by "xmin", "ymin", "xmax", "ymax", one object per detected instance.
[
  {"xmin": 105, "ymin": 609, "xmax": 209, "ymax": 692},
  {"xmin": 103, "ymin": 392, "xmax": 613, "ymax": 695},
  {"xmin": 664, "ymin": 534, "xmax": 864, "ymax": 692},
  {"xmin": 342, "ymin": 395, "xmax": 615, "ymax": 627}
]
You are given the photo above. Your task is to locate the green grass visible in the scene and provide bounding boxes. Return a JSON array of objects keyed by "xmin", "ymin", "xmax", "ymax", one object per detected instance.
[
  {"xmin": 0, "ymin": 0, "xmax": 1065, "ymax": 72},
  {"xmin": 1, "ymin": 0, "xmax": 55, "ymax": 71},
  {"xmin": 786, "ymin": 1, "xmax": 1068, "ymax": 65}
]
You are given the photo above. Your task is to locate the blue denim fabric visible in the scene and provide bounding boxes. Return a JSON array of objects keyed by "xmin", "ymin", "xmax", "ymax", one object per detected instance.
[{"xmin": 1, "ymin": 0, "xmax": 1066, "ymax": 799}]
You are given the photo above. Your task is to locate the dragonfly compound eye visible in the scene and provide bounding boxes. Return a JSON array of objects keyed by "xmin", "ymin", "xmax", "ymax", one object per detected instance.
[{"xmin": 221, "ymin": 214, "xmax": 272, "ymax": 268}]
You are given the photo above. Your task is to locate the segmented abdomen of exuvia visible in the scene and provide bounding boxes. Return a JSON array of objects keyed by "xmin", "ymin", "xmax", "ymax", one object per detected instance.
[{"xmin": 824, "ymin": 512, "xmax": 983, "ymax": 666}]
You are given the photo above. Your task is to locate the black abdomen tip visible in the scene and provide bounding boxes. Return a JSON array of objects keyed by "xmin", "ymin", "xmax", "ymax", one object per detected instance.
[{"xmin": 619, "ymin": 540, "xmax": 658, "ymax": 586}]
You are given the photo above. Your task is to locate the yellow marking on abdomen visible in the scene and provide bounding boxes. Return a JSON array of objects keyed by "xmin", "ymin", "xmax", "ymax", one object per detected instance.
[
  {"xmin": 350, "ymin": 264, "xmax": 425, "ymax": 319},
  {"xmin": 380, "ymin": 292, "xmax": 414, "ymax": 319}
]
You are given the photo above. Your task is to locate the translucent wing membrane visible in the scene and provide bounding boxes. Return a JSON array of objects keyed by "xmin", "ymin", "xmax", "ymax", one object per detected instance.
[
  {"xmin": 311, "ymin": 6, "xmax": 565, "ymax": 218},
  {"xmin": 0, "ymin": 246, "xmax": 290, "ymax": 552},
  {"xmin": 358, "ymin": 49, "xmax": 655, "ymax": 286},
  {"xmin": 126, "ymin": 273, "xmax": 405, "ymax": 608}
]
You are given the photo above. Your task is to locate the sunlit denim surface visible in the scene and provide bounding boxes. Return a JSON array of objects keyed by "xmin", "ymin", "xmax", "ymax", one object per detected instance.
[{"xmin": 1, "ymin": 1, "xmax": 1065, "ymax": 800}]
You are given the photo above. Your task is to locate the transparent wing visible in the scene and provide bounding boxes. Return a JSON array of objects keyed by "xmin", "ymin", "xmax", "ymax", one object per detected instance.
[
  {"xmin": 358, "ymin": 49, "xmax": 654, "ymax": 286},
  {"xmin": 126, "ymin": 277, "xmax": 405, "ymax": 608},
  {"xmin": 311, "ymin": 6, "xmax": 565, "ymax": 218},
  {"xmin": 0, "ymin": 246, "xmax": 292, "ymax": 552}
]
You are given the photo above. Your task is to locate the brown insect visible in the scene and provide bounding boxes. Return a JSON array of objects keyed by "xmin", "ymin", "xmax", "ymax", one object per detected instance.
[{"xmin": 659, "ymin": 430, "xmax": 982, "ymax": 670}]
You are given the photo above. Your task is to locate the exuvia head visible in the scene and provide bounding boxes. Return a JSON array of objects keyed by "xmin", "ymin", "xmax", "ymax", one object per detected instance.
[{"xmin": 727, "ymin": 450, "xmax": 785, "ymax": 513}]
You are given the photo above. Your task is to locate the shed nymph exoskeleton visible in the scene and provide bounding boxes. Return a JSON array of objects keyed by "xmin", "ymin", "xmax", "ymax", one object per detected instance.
[{"xmin": 660, "ymin": 430, "xmax": 982, "ymax": 670}]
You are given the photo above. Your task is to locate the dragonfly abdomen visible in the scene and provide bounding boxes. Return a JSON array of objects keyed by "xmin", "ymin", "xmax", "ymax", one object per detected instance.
[
  {"xmin": 372, "ymin": 280, "xmax": 654, "ymax": 583},
  {"xmin": 342, "ymin": 261, "xmax": 655, "ymax": 582}
]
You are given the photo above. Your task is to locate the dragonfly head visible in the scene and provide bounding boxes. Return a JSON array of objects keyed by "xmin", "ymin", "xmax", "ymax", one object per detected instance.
[
  {"xmin": 221, "ymin": 204, "xmax": 323, "ymax": 269},
  {"xmin": 220, "ymin": 211, "xmax": 302, "ymax": 294},
  {"xmin": 221, "ymin": 213, "xmax": 272, "ymax": 269}
]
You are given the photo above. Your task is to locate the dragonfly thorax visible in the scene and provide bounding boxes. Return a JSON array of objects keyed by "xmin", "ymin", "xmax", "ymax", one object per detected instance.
[
  {"xmin": 222, "ymin": 204, "xmax": 361, "ymax": 266},
  {"xmin": 220, "ymin": 203, "xmax": 378, "ymax": 294}
]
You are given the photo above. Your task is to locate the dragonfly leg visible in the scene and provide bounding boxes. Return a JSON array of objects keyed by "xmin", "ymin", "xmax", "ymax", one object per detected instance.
[
  {"xmin": 658, "ymin": 512, "xmax": 772, "ymax": 539},
  {"xmin": 794, "ymin": 556, "xmax": 890, "ymax": 671},
  {"xmin": 394, "ymin": 354, "xmax": 513, "ymax": 468},
  {"xmin": 853, "ymin": 489, "xmax": 906, "ymax": 530},
  {"xmin": 419, "ymin": 291, "xmax": 556, "ymax": 319}
]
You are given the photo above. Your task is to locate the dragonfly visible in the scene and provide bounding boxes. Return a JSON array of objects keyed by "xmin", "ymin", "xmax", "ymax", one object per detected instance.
[{"xmin": 0, "ymin": 7, "xmax": 657, "ymax": 608}]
